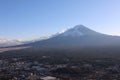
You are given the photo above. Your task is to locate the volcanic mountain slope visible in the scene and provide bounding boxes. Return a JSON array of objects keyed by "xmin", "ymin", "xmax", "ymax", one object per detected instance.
[
  {"xmin": 22, "ymin": 25, "xmax": 120, "ymax": 48},
  {"xmin": 1, "ymin": 25, "xmax": 120, "ymax": 59}
]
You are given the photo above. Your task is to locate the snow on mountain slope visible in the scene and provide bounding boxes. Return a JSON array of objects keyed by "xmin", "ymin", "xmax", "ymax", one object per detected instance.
[
  {"xmin": 59, "ymin": 25, "xmax": 104, "ymax": 37},
  {"xmin": 61, "ymin": 26, "xmax": 84, "ymax": 36}
]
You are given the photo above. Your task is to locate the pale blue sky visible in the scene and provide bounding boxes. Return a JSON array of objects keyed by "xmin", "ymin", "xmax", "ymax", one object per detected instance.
[{"xmin": 0, "ymin": 0, "xmax": 120, "ymax": 40}]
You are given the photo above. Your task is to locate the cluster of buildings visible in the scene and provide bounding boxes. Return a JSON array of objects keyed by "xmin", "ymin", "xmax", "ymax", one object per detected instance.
[
  {"xmin": 0, "ymin": 58, "xmax": 58, "ymax": 80},
  {"xmin": 0, "ymin": 57, "xmax": 120, "ymax": 80}
]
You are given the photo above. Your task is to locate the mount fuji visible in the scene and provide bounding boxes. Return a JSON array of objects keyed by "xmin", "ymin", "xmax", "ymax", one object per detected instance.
[
  {"xmin": 1, "ymin": 25, "xmax": 120, "ymax": 59},
  {"xmin": 58, "ymin": 25, "xmax": 104, "ymax": 37},
  {"xmin": 20, "ymin": 25, "xmax": 120, "ymax": 49}
]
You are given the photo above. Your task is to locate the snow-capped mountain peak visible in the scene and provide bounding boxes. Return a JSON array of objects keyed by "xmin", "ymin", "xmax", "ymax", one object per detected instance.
[
  {"xmin": 73, "ymin": 25, "xmax": 87, "ymax": 29},
  {"xmin": 61, "ymin": 26, "xmax": 84, "ymax": 36},
  {"xmin": 59, "ymin": 25, "xmax": 101, "ymax": 37}
]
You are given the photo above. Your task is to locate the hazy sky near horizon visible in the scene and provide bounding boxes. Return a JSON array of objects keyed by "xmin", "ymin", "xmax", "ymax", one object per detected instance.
[{"xmin": 0, "ymin": 0, "xmax": 120, "ymax": 40}]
